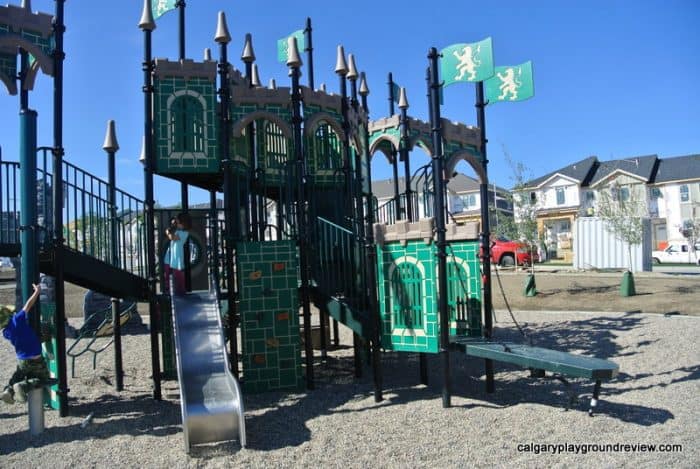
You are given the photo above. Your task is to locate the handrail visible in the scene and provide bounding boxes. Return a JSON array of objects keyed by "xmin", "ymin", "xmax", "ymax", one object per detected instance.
[
  {"xmin": 0, "ymin": 150, "xmax": 147, "ymax": 279},
  {"xmin": 313, "ymin": 216, "xmax": 363, "ymax": 307}
]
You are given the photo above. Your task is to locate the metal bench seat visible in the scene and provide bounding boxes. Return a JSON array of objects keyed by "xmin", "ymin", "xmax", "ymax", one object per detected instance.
[{"xmin": 451, "ymin": 336, "xmax": 619, "ymax": 415}]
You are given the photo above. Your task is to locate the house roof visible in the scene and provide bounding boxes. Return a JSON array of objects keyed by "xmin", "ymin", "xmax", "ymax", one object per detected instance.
[
  {"xmin": 523, "ymin": 156, "xmax": 598, "ymax": 188},
  {"xmin": 651, "ymin": 154, "xmax": 700, "ymax": 184},
  {"xmin": 588, "ymin": 154, "xmax": 659, "ymax": 186}
]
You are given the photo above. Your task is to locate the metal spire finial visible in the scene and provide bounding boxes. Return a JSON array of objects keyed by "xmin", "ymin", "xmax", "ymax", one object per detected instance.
[
  {"xmin": 335, "ymin": 45, "xmax": 347, "ymax": 75},
  {"xmin": 138, "ymin": 0, "xmax": 156, "ymax": 31},
  {"xmin": 286, "ymin": 36, "xmax": 302, "ymax": 68},
  {"xmin": 214, "ymin": 11, "xmax": 231, "ymax": 44},
  {"xmin": 398, "ymin": 87, "xmax": 409, "ymax": 109},
  {"xmin": 359, "ymin": 72, "xmax": 369, "ymax": 96},
  {"xmin": 241, "ymin": 33, "xmax": 255, "ymax": 63},
  {"xmin": 251, "ymin": 63, "xmax": 261, "ymax": 87},
  {"xmin": 346, "ymin": 54, "xmax": 358, "ymax": 80},
  {"xmin": 102, "ymin": 120, "xmax": 119, "ymax": 152}
]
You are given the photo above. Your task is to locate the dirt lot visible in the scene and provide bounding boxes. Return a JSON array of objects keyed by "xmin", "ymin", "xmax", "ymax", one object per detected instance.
[
  {"xmin": 1, "ymin": 267, "xmax": 698, "ymax": 318},
  {"xmin": 490, "ymin": 268, "xmax": 699, "ymax": 316}
]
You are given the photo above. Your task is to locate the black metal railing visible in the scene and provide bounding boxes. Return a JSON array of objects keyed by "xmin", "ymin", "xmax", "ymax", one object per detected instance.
[
  {"xmin": 0, "ymin": 149, "xmax": 147, "ymax": 278},
  {"xmin": 313, "ymin": 216, "xmax": 363, "ymax": 306}
]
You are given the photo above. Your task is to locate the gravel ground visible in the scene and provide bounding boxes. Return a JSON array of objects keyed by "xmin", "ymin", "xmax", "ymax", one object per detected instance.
[{"xmin": 0, "ymin": 309, "xmax": 698, "ymax": 468}]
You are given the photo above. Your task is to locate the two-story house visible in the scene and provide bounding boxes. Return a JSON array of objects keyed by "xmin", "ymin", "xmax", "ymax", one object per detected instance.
[
  {"xmin": 372, "ymin": 173, "xmax": 512, "ymax": 228},
  {"xmin": 648, "ymin": 154, "xmax": 700, "ymax": 248},
  {"xmin": 518, "ymin": 156, "xmax": 598, "ymax": 262},
  {"xmin": 522, "ymin": 153, "xmax": 699, "ymax": 260}
]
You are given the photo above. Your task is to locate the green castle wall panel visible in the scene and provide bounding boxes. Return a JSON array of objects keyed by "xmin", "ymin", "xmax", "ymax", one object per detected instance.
[
  {"xmin": 237, "ymin": 240, "xmax": 303, "ymax": 393},
  {"xmin": 376, "ymin": 238, "xmax": 482, "ymax": 353},
  {"xmin": 153, "ymin": 75, "xmax": 219, "ymax": 174}
]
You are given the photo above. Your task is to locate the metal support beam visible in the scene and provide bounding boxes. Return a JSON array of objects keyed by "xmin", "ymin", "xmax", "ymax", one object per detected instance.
[
  {"xmin": 475, "ymin": 81, "xmax": 495, "ymax": 393},
  {"xmin": 428, "ymin": 47, "xmax": 451, "ymax": 408}
]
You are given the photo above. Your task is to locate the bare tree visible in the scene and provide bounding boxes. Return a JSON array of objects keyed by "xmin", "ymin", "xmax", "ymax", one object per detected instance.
[
  {"xmin": 596, "ymin": 181, "xmax": 645, "ymax": 272},
  {"xmin": 680, "ymin": 205, "xmax": 700, "ymax": 258},
  {"xmin": 502, "ymin": 146, "xmax": 540, "ymax": 275}
]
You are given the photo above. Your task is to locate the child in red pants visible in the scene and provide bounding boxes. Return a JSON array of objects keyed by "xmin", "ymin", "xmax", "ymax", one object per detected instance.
[{"xmin": 166, "ymin": 212, "xmax": 192, "ymax": 296}]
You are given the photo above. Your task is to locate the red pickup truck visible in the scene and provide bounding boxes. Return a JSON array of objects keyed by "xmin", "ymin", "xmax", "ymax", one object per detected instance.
[{"xmin": 490, "ymin": 236, "xmax": 539, "ymax": 267}]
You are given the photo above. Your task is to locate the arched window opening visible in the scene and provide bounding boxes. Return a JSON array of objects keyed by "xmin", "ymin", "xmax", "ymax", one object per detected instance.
[
  {"xmin": 390, "ymin": 262, "xmax": 423, "ymax": 328},
  {"xmin": 315, "ymin": 123, "xmax": 342, "ymax": 170},
  {"xmin": 170, "ymin": 95, "xmax": 204, "ymax": 153}
]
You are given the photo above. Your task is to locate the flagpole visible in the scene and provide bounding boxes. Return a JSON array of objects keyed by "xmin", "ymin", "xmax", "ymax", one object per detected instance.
[
  {"xmin": 428, "ymin": 47, "xmax": 451, "ymax": 408},
  {"xmin": 304, "ymin": 17, "xmax": 314, "ymax": 89},
  {"xmin": 139, "ymin": 0, "xmax": 162, "ymax": 402},
  {"xmin": 476, "ymin": 81, "xmax": 495, "ymax": 393},
  {"xmin": 177, "ymin": 1, "xmax": 185, "ymax": 59},
  {"xmin": 287, "ymin": 38, "xmax": 315, "ymax": 390}
]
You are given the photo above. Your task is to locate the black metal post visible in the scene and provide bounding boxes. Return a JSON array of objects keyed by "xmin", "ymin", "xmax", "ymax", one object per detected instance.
[
  {"xmin": 18, "ymin": 45, "xmax": 38, "ymax": 330},
  {"xmin": 288, "ymin": 39, "xmax": 314, "ymax": 389},
  {"xmin": 104, "ymin": 120, "xmax": 123, "ymax": 391},
  {"xmin": 177, "ymin": 0, "xmax": 186, "ymax": 59},
  {"xmin": 428, "ymin": 47, "xmax": 451, "ymax": 408},
  {"xmin": 19, "ymin": 49, "xmax": 29, "ymax": 111},
  {"xmin": 476, "ymin": 81, "xmax": 495, "ymax": 393},
  {"xmin": 360, "ymin": 75, "xmax": 383, "ymax": 402},
  {"xmin": 176, "ymin": 1, "xmax": 191, "ymax": 291},
  {"xmin": 387, "ymin": 73, "xmax": 401, "ymax": 220},
  {"xmin": 209, "ymin": 190, "xmax": 220, "ymax": 289},
  {"xmin": 140, "ymin": 1, "xmax": 162, "ymax": 401},
  {"xmin": 216, "ymin": 13, "xmax": 240, "ymax": 377},
  {"xmin": 52, "ymin": 0, "xmax": 70, "ymax": 415},
  {"xmin": 338, "ymin": 60, "xmax": 353, "ymax": 223},
  {"xmin": 242, "ymin": 36, "xmax": 259, "ymax": 241},
  {"xmin": 399, "ymin": 100, "xmax": 412, "ymax": 222},
  {"xmin": 181, "ymin": 182, "xmax": 190, "ymax": 291},
  {"xmin": 304, "ymin": 17, "xmax": 314, "ymax": 90}
]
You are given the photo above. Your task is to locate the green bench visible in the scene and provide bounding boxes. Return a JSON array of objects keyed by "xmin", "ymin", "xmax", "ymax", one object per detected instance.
[{"xmin": 451, "ymin": 337, "xmax": 619, "ymax": 415}]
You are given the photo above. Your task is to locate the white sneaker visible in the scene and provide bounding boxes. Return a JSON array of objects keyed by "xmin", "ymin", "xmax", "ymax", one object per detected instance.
[
  {"xmin": 12, "ymin": 383, "xmax": 26, "ymax": 403},
  {"xmin": 1, "ymin": 388, "xmax": 14, "ymax": 404}
]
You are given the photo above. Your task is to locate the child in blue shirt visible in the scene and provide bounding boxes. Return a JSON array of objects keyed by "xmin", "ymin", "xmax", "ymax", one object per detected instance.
[
  {"xmin": 166, "ymin": 212, "xmax": 192, "ymax": 296},
  {"xmin": 1, "ymin": 283, "xmax": 50, "ymax": 404}
]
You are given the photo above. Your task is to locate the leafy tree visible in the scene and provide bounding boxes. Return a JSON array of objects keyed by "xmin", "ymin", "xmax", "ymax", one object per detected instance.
[
  {"xmin": 680, "ymin": 205, "xmax": 700, "ymax": 257},
  {"xmin": 596, "ymin": 181, "xmax": 645, "ymax": 272},
  {"xmin": 501, "ymin": 146, "xmax": 540, "ymax": 275}
]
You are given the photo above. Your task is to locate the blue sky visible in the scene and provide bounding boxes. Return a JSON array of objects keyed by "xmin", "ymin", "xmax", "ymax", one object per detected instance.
[{"xmin": 1, "ymin": 0, "xmax": 698, "ymax": 207}]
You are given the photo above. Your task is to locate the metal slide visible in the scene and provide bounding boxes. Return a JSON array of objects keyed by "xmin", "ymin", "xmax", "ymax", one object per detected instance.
[{"xmin": 171, "ymin": 290, "xmax": 246, "ymax": 452}]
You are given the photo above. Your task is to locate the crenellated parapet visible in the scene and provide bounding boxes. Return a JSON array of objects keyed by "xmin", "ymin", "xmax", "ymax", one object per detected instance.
[
  {"xmin": 301, "ymin": 86, "xmax": 342, "ymax": 114},
  {"xmin": 374, "ymin": 218, "xmax": 479, "ymax": 247},
  {"xmin": 0, "ymin": 4, "xmax": 55, "ymax": 94}
]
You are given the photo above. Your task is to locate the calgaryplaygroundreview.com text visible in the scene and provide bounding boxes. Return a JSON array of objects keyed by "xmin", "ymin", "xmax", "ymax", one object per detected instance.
[{"xmin": 516, "ymin": 442, "xmax": 683, "ymax": 455}]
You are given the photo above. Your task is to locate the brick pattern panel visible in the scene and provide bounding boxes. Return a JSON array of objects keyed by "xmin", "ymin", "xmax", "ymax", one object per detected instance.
[{"xmin": 237, "ymin": 241, "xmax": 303, "ymax": 393}]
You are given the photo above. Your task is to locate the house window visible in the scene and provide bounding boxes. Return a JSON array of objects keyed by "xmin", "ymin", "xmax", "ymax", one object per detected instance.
[
  {"xmin": 620, "ymin": 187, "xmax": 630, "ymax": 202},
  {"xmin": 680, "ymin": 184, "xmax": 689, "ymax": 202},
  {"xmin": 529, "ymin": 192, "xmax": 537, "ymax": 204},
  {"xmin": 556, "ymin": 187, "xmax": 565, "ymax": 205},
  {"xmin": 585, "ymin": 191, "xmax": 595, "ymax": 202},
  {"xmin": 461, "ymin": 194, "xmax": 477, "ymax": 208},
  {"xmin": 650, "ymin": 188, "xmax": 662, "ymax": 199}
]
